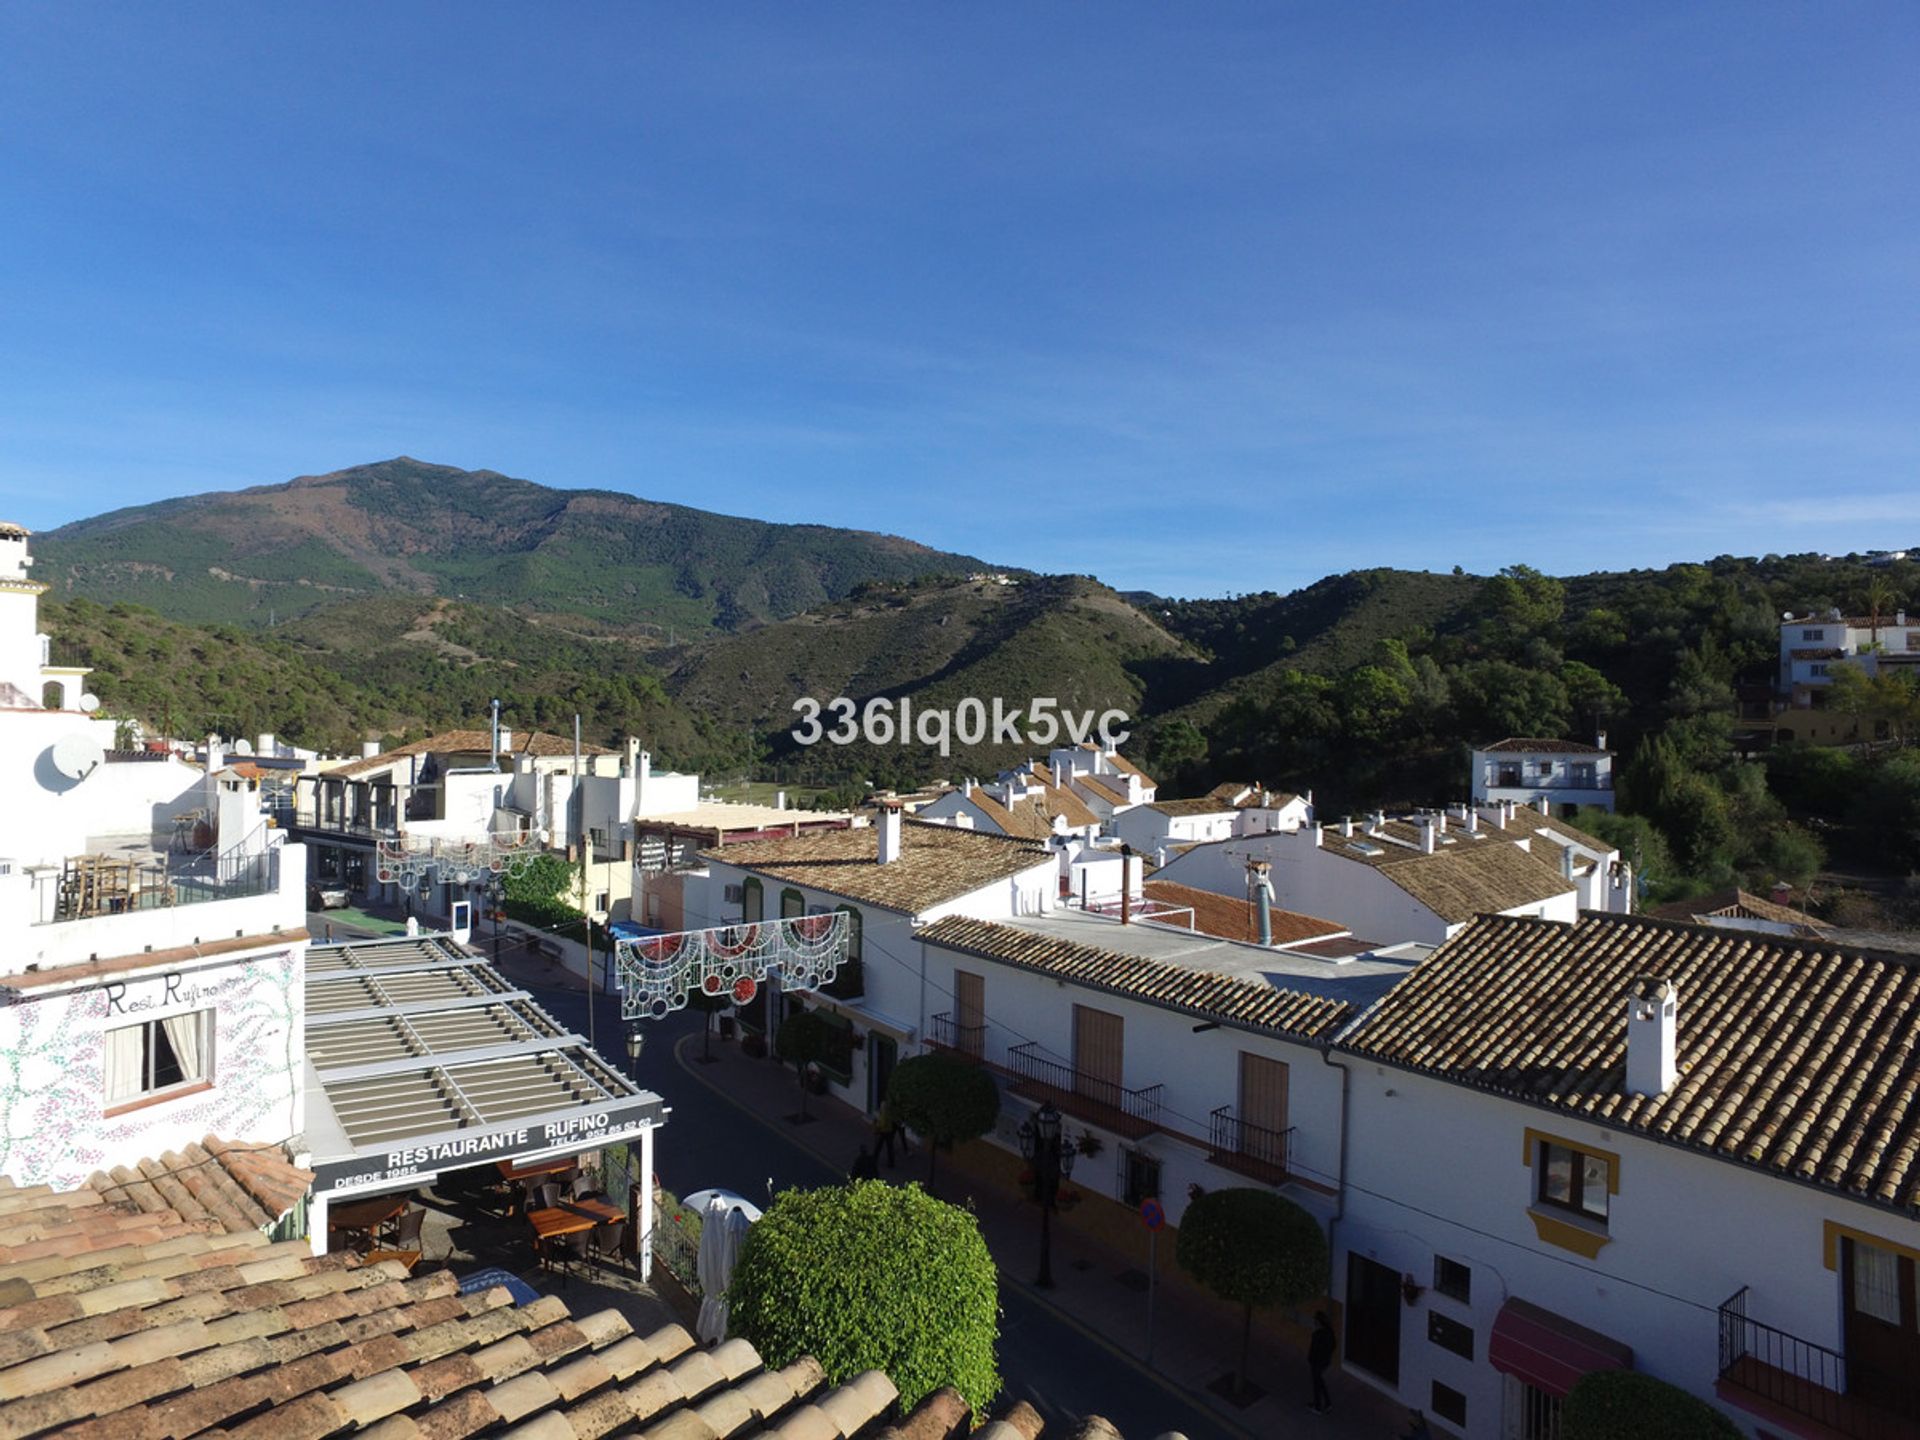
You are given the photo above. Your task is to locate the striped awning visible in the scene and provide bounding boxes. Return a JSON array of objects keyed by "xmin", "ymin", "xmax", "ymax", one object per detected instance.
[{"xmin": 1489, "ymin": 1297, "xmax": 1633, "ymax": 1397}]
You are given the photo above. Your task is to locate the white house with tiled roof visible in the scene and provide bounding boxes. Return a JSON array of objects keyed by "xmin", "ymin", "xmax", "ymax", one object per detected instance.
[
  {"xmin": 1332, "ymin": 911, "xmax": 1920, "ymax": 1440},
  {"xmin": 917, "ymin": 768, "xmax": 1102, "ymax": 846},
  {"xmin": 689, "ymin": 815, "xmax": 1058, "ymax": 1115},
  {"xmin": 916, "ymin": 908, "xmax": 1419, "ymax": 1232},
  {"xmin": 1111, "ymin": 789, "xmax": 1313, "ymax": 860},
  {"xmin": 1779, "ymin": 607, "xmax": 1920, "ymax": 705},
  {"xmin": 1470, "ymin": 735, "xmax": 1615, "ymax": 813},
  {"xmin": 1153, "ymin": 810, "xmax": 1580, "ymax": 947}
]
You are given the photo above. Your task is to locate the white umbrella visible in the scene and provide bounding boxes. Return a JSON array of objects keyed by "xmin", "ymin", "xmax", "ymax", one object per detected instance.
[
  {"xmin": 683, "ymin": 1188, "xmax": 763, "ymax": 1223},
  {"xmin": 695, "ymin": 1197, "xmax": 754, "ymax": 1343}
]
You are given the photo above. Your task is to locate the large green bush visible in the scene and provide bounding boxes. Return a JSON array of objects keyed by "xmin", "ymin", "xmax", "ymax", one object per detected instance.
[
  {"xmin": 727, "ymin": 1180, "xmax": 999, "ymax": 1410},
  {"xmin": 1563, "ymin": 1371, "xmax": 1739, "ymax": 1440}
]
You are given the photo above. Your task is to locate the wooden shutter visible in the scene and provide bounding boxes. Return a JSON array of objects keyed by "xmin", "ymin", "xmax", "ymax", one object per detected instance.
[
  {"xmin": 1073, "ymin": 1005, "xmax": 1125, "ymax": 1104},
  {"xmin": 954, "ymin": 971, "xmax": 985, "ymax": 1056},
  {"xmin": 1239, "ymin": 1052, "xmax": 1290, "ymax": 1138}
]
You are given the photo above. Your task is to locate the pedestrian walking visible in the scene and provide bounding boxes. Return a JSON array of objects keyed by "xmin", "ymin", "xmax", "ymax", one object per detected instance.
[
  {"xmin": 1307, "ymin": 1310, "xmax": 1336, "ymax": 1414},
  {"xmin": 874, "ymin": 1102, "xmax": 899, "ymax": 1168}
]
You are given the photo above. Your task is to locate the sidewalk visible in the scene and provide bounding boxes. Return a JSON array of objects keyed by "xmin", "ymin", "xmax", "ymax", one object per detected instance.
[{"xmin": 675, "ymin": 1033, "xmax": 1406, "ymax": 1440}]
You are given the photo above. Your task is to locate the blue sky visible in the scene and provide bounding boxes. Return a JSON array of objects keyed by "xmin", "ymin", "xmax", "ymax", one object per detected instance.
[{"xmin": 1, "ymin": 4, "xmax": 1914, "ymax": 597}]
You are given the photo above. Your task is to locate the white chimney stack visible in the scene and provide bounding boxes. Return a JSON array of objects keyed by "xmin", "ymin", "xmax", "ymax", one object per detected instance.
[
  {"xmin": 877, "ymin": 803, "xmax": 904, "ymax": 865},
  {"xmin": 1340, "ymin": 816, "xmax": 1354, "ymax": 838},
  {"xmin": 1418, "ymin": 817, "xmax": 1436, "ymax": 854},
  {"xmin": 1627, "ymin": 978, "xmax": 1678, "ymax": 1097},
  {"xmin": 360, "ymin": 738, "xmax": 381, "ymax": 760},
  {"xmin": 1596, "ymin": 729, "xmax": 1609, "ymax": 752},
  {"xmin": 1561, "ymin": 845, "xmax": 1576, "ymax": 881}
]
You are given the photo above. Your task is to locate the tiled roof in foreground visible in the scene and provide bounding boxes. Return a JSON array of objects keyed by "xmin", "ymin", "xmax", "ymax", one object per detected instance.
[
  {"xmin": 1319, "ymin": 822, "xmax": 1573, "ymax": 922},
  {"xmin": 920, "ymin": 916, "xmax": 1354, "ymax": 1039},
  {"xmin": 0, "ymin": 1179, "xmax": 1143, "ymax": 1440},
  {"xmin": 88, "ymin": 1136, "xmax": 312, "ymax": 1234},
  {"xmin": 1341, "ymin": 912, "xmax": 1920, "ymax": 1212}
]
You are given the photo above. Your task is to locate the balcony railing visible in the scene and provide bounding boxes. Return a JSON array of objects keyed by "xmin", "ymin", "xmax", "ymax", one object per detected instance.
[
  {"xmin": 929, "ymin": 1011, "xmax": 986, "ymax": 1061},
  {"xmin": 1207, "ymin": 1105, "xmax": 1294, "ymax": 1184},
  {"xmin": 1006, "ymin": 1041, "xmax": 1162, "ymax": 1139},
  {"xmin": 1718, "ymin": 1287, "xmax": 1920, "ymax": 1439},
  {"xmin": 32, "ymin": 845, "xmax": 279, "ymax": 926}
]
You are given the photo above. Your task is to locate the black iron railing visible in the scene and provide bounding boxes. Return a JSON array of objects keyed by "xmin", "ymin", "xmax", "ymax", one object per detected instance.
[
  {"xmin": 1718, "ymin": 1287, "xmax": 1920, "ymax": 1439},
  {"xmin": 1006, "ymin": 1041, "xmax": 1162, "ymax": 1134},
  {"xmin": 1208, "ymin": 1105, "xmax": 1294, "ymax": 1179},
  {"xmin": 930, "ymin": 1011, "xmax": 987, "ymax": 1059}
]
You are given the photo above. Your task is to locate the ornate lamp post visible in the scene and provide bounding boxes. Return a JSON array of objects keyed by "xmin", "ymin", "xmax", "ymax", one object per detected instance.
[
  {"xmin": 1017, "ymin": 1100, "xmax": 1077, "ymax": 1288},
  {"xmin": 625, "ymin": 1025, "xmax": 645, "ymax": 1083}
]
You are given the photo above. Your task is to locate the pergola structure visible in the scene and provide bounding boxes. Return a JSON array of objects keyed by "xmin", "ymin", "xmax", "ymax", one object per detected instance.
[{"xmin": 302, "ymin": 933, "xmax": 668, "ymax": 1263}]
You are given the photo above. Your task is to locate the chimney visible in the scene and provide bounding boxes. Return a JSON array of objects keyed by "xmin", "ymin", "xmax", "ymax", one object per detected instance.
[
  {"xmin": 1562, "ymin": 845, "xmax": 1576, "ymax": 881},
  {"xmin": 1626, "ymin": 978, "xmax": 1678, "ymax": 1096},
  {"xmin": 625, "ymin": 736, "xmax": 642, "ymax": 776},
  {"xmin": 1249, "ymin": 860, "xmax": 1273, "ymax": 947},
  {"xmin": 1052, "ymin": 758, "xmax": 1068, "ymax": 787},
  {"xmin": 1596, "ymin": 728, "xmax": 1609, "ymax": 752},
  {"xmin": 497, "ymin": 726, "xmax": 514, "ymax": 757},
  {"xmin": 1898, "ymin": 609, "xmax": 1907, "ymax": 627},
  {"xmin": 775, "ymin": 790, "xmax": 787, "ymax": 811},
  {"xmin": 360, "ymin": 738, "xmax": 380, "ymax": 760},
  {"xmin": 1120, "ymin": 852, "xmax": 1132, "ymax": 924},
  {"xmin": 1418, "ymin": 817, "xmax": 1436, "ymax": 855},
  {"xmin": 962, "ymin": 777, "xmax": 975, "ymax": 797},
  {"xmin": 1312, "ymin": 822, "xmax": 1323, "ymax": 847},
  {"xmin": 1771, "ymin": 881, "xmax": 1793, "ymax": 906},
  {"xmin": 1536, "ymin": 796, "xmax": 1551, "ymax": 815},
  {"xmin": 256, "ymin": 732, "xmax": 275, "ymax": 757},
  {"xmin": 876, "ymin": 802, "xmax": 904, "ymax": 865},
  {"xmin": 1340, "ymin": 816, "xmax": 1354, "ymax": 838}
]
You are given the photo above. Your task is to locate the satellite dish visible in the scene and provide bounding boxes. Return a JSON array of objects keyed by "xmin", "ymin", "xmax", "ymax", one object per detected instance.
[
  {"xmin": 49, "ymin": 733, "xmax": 105, "ymax": 782},
  {"xmin": 234, "ymin": 739, "xmax": 254, "ymax": 755},
  {"xmin": 78, "ymin": 693, "xmax": 101, "ymax": 714}
]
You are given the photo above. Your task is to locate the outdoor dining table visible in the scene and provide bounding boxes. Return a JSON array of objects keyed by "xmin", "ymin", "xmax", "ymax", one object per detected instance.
[
  {"xmin": 497, "ymin": 1155, "xmax": 580, "ymax": 1183},
  {"xmin": 327, "ymin": 1193, "xmax": 409, "ymax": 1252},
  {"xmin": 526, "ymin": 1197, "xmax": 623, "ymax": 1269}
]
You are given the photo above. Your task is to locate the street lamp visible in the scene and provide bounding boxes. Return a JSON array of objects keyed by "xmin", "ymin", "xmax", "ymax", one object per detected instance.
[
  {"xmin": 1017, "ymin": 1100, "xmax": 1077, "ymax": 1288},
  {"xmin": 625, "ymin": 1025, "xmax": 645, "ymax": 1082}
]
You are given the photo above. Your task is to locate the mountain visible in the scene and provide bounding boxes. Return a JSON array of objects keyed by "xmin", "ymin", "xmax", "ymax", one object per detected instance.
[
  {"xmin": 33, "ymin": 458, "xmax": 996, "ymax": 635},
  {"xmin": 662, "ymin": 574, "xmax": 1200, "ymax": 782}
]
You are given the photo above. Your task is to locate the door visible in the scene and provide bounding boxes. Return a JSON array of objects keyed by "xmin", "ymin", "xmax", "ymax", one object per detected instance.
[
  {"xmin": 955, "ymin": 970, "xmax": 985, "ymax": 1058},
  {"xmin": 867, "ymin": 1034, "xmax": 898, "ymax": 1114},
  {"xmin": 1345, "ymin": 1253, "xmax": 1402, "ymax": 1385},
  {"xmin": 1072, "ymin": 1004, "xmax": 1124, "ymax": 1109},
  {"xmin": 1238, "ymin": 1052, "xmax": 1290, "ymax": 1170},
  {"xmin": 1844, "ymin": 1237, "xmax": 1920, "ymax": 1415}
]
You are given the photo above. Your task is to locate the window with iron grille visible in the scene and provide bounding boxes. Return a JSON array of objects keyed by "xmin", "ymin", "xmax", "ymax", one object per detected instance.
[
  {"xmin": 1433, "ymin": 1255, "xmax": 1472, "ymax": 1303},
  {"xmin": 1120, "ymin": 1146, "xmax": 1160, "ymax": 1206}
]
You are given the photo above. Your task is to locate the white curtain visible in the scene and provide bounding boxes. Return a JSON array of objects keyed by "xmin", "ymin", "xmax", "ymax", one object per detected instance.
[
  {"xmin": 104, "ymin": 1026, "xmax": 144, "ymax": 1104},
  {"xmin": 1854, "ymin": 1241, "xmax": 1903, "ymax": 1324},
  {"xmin": 160, "ymin": 1012, "xmax": 206, "ymax": 1086}
]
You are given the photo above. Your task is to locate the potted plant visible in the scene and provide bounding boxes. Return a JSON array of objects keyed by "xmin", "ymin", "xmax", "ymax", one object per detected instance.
[{"xmin": 1075, "ymin": 1130, "xmax": 1104, "ymax": 1159}]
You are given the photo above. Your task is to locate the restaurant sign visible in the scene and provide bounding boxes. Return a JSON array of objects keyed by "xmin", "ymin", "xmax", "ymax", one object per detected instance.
[{"xmin": 312, "ymin": 1096, "xmax": 667, "ymax": 1194}]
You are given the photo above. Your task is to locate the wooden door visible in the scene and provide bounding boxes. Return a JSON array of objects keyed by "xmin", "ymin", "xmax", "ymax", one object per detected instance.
[
  {"xmin": 1346, "ymin": 1253, "xmax": 1402, "ymax": 1385},
  {"xmin": 954, "ymin": 971, "xmax": 985, "ymax": 1057},
  {"xmin": 1072, "ymin": 1005, "xmax": 1124, "ymax": 1108},
  {"xmin": 1238, "ymin": 1052, "xmax": 1290, "ymax": 1168},
  {"xmin": 1845, "ymin": 1237, "xmax": 1920, "ymax": 1415}
]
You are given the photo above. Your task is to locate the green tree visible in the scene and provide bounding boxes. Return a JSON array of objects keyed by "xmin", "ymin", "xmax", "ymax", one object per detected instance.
[
  {"xmin": 886, "ymin": 1053, "xmax": 1000, "ymax": 1184},
  {"xmin": 727, "ymin": 1180, "xmax": 999, "ymax": 1411},
  {"xmin": 1175, "ymin": 1188, "xmax": 1327, "ymax": 1399},
  {"xmin": 1562, "ymin": 1371, "xmax": 1739, "ymax": 1440},
  {"xmin": 774, "ymin": 1008, "xmax": 836, "ymax": 1119},
  {"xmin": 1148, "ymin": 718, "xmax": 1209, "ymax": 783}
]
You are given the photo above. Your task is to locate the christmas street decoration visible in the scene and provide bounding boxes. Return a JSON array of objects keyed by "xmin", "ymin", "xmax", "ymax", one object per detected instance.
[{"xmin": 615, "ymin": 911, "xmax": 851, "ymax": 1021}]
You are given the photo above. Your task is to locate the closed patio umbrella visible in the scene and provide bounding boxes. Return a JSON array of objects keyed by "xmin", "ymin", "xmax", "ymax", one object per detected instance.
[{"xmin": 695, "ymin": 1196, "xmax": 752, "ymax": 1344}]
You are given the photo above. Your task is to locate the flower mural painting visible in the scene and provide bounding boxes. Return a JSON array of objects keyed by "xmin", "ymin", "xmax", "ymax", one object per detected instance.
[{"xmin": 0, "ymin": 948, "xmax": 302, "ymax": 1192}]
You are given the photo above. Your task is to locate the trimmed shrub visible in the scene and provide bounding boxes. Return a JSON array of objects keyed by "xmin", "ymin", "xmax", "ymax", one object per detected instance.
[
  {"xmin": 1563, "ymin": 1370, "xmax": 1740, "ymax": 1440},
  {"xmin": 727, "ymin": 1180, "xmax": 998, "ymax": 1410},
  {"xmin": 886, "ymin": 1053, "xmax": 1000, "ymax": 1182},
  {"xmin": 1176, "ymin": 1187, "xmax": 1327, "ymax": 1394}
]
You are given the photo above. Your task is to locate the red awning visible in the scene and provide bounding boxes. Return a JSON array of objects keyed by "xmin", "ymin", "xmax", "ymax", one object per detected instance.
[{"xmin": 1489, "ymin": 1297, "xmax": 1634, "ymax": 1398}]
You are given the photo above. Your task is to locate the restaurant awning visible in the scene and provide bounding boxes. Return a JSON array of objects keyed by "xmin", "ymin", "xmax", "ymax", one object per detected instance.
[
  {"xmin": 1489, "ymin": 1297, "xmax": 1634, "ymax": 1397},
  {"xmin": 304, "ymin": 933, "xmax": 667, "ymax": 1197}
]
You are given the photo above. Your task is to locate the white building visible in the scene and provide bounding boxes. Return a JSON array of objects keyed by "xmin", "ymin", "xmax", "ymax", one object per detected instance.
[
  {"xmin": 1046, "ymin": 744, "xmax": 1158, "ymax": 820},
  {"xmin": 917, "ymin": 769, "xmax": 1102, "ymax": 845},
  {"xmin": 1779, "ymin": 608, "xmax": 1920, "ymax": 705},
  {"xmin": 686, "ymin": 813, "xmax": 1058, "ymax": 1114},
  {"xmin": 1470, "ymin": 736, "xmax": 1616, "ymax": 814},
  {"xmin": 1153, "ymin": 808, "xmax": 1583, "ymax": 947},
  {"xmin": 0, "ymin": 523, "xmax": 311, "ymax": 1197},
  {"xmin": 1109, "ymin": 788, "xmax": 1313, "ymax": 860},
  {"xmin": 1333, "ymin": 910, "xmax": 1920, "ymax": 1440}
]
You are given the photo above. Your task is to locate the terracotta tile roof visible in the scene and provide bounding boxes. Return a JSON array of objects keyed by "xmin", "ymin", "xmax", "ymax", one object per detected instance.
[
  {"xmin": 920, "ymin": 916, "xmax": 1354, "ymax": 1039},
  {"xmin": 1145, "ymin": 797, "xmax": 1234, "ymax": 818},
  {"xmin": 1491, "ymin": 803, "xmax": 1616, "ymax": 857},
  {"xmin": 1073, "ymin": 773, "xmax": 1131, "ymax": 805},
  {"xmin": 328, "ymin": 729, "xmax": 614, "ymax": 779},
  {"xmin": 1647, "ymin": 887, "xmax": 1829, "ymax": 937},
  {"xmin": 965, "ymin": 793, "xmax": 1054, "ymax": 841},
  {"xmin": 1104, "ymin": 752, "xmax": 1156, "ymax": 788},
  {"xmin": 1141, "ymin": 880, "xmax": 1346, "ymax": 947},
  {"xmin": 88, "ymin": 1138, "xmax": 313, "ymax": 1233},
  {"xmin": 1478, "ymin": 737, "xmax": 1609, "ymax": 755},
  {"xmin": 0, "ymin": 1179, "xmax": 1064, "ymax": 1439},
  {"xmin": 1027, "ymin": 775, "xmax": 1100, "ymax": 829},
  {"xmin": 1322, "ymin": 822, "xmax": 1573, "ymax": 922},
  {"xmin": 1340, "ymin": 912, "xmax": 1920, "ymax": 1212},
  {"xmin": 707, "ymin": 822, "xmax": 1053, "ymax": 915}
]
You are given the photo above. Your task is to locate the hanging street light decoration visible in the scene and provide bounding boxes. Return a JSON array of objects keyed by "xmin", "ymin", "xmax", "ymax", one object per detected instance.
[
  {"xmin": 375, "ymin": 829, "xmax": 545, "ymax": 889},
  {"xmin": 1017, "ymin": 1099, "xmax": 1078, "ymax": 1289},
  {"xmin": 614, "ymin": 911, "xmax": 850, "ymax": 1021}
]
